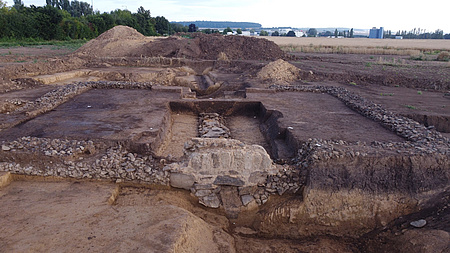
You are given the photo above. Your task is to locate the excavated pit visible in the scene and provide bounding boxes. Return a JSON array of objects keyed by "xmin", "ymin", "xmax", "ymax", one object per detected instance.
[
  {"xmin": 158, "ymin": 100, "xmax": 297, "ymax": 161},
  {"xmin": 403, "ymin": 113, "xmax": 450, "ymax": 133}
]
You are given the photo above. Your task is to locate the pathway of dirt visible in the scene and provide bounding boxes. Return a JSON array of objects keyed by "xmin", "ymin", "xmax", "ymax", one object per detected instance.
[
  {"xmin": 161, "ymin": 114, "xmax": 198, "ymax": 158},
  {"xmin": 227, "ymin": 115, "xmax": 269, "ymax": 151}
]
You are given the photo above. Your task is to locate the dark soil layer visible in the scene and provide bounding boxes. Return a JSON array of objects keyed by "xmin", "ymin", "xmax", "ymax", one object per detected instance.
[
  {"xmin": 139, "ymin": 33, "xmax": 285, "ymax": 60},
  {"xmin": 247, "ymin": 91, "xmax": 404, "ymax": 143},
  {"xmin": 0, "ymin": 89, "xmax": 177, "ymax": 143}
]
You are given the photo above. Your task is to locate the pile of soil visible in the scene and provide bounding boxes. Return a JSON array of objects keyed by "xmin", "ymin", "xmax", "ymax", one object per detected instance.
[
  {"xmin": 197, "ymin": 33, "xmax": 285, "ymax": 60},
  {"xmin": 140, "ymin": 33, "xmax": 285, "ymax": 60},
  {"xmin": 75, "ymin": 27, "xmax": 284, "ymax": 61},
  {"xmin": 257, "ymin": 59, "xmax": 301, "ymax": 84},
  {"xmin": 73, "ymin": 26, "xmax": 155, "ymax": 58}
]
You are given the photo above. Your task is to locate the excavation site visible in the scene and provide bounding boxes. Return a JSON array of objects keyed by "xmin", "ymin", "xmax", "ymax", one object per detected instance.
[{"xmin": 0, "ymin": 26, "xmax": 449, "ymax": 252}]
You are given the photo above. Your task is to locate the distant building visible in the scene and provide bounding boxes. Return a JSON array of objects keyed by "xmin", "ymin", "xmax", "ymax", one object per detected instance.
[
  {"xmin": 369, "ymin": 27, "xmax": 384, "ymax": 39},
  {"xmin": 395, "ymin": 36, "xmax": 403, "ymax": 39},
  {"xmin": 294, "ymin": 31, "xmax": 305, "ymax": 37}
]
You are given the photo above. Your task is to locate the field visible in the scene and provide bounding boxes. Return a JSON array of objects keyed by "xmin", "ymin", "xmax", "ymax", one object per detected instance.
[
  {"xmin": 0, "ymin": 27, "xmax": 449, "ymax": 252},
  {"xmin": 267, "ymin": 37, "xmax": 450, "ymax": 56},
  {"xmin": 267, "ymin": 37, "xmax": 450, "ymax": 50}
]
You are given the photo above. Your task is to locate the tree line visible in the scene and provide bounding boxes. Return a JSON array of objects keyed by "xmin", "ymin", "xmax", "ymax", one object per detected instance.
[
  {"xmin": 0, "ymin": 0, "xmax": 191, "ymax": 40},
  {"xmin": 172, "ymin": 21, "xmax": 261, "ymax": 29},
  {"xmin": 384, "ymin": 29, "xmax": 449, "ymax": 39}
]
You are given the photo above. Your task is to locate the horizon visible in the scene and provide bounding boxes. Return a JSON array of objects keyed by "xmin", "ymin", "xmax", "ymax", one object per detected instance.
[{"xmin": 19, "ymin": 0, "xmax": 450, "ymax": 34}]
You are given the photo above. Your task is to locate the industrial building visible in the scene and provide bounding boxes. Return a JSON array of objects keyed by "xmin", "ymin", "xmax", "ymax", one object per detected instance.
[{"xmin": 369, "ymin": 27, "xmax": 384, "ymax": 39}]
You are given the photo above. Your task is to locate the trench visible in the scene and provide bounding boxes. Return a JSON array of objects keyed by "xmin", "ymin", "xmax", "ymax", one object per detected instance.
[
  {"xmin": 403, "ymin": 113, "xmax": 450, "ymax": 133},
  {"xmin": 155, "ymin": 100, "xmax": 297, "ymax": 162}
]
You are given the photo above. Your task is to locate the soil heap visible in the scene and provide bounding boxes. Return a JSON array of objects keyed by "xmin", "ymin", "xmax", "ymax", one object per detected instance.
[
  {"xmin": 257, "ymin": 59, "xmax": 301, "ymax": 84},
  {"xmin": 73, "ymin": 25, "xmax": 154, "ymax": 58},
  {"xmin": 140, "ymin": 33, "xmax": 285, "ymax": 60},
  {"xmin": 75, "ymin": 27, "xmax": 284, "ymax": 61}
]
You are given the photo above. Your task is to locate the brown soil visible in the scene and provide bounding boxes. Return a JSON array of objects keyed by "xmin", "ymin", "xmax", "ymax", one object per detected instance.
[
  {"xmin": 73, "ymin": 26, "xmax": 156, "ymax": 58},
  {"xmin": 0, "ymin": 179, "xmax": 236, "ymax": 252},
  {"xmin": 256, "ymin": 59, "xmax": 301, "ymax": 85}
]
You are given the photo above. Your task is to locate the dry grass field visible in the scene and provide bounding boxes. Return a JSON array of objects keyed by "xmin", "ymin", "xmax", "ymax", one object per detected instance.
[{"xmin": 266, "ymin": 37, "xmax": 450, "ymax": 56}]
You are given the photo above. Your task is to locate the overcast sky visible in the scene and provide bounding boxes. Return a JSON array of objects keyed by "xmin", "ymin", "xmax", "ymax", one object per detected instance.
[{"xmin": 20, "ymin": 0, "xmax": 450, "ymax": 33}]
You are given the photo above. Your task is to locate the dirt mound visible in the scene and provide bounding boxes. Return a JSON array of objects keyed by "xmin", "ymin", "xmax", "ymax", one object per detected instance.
[
  {"xmin": 197, "ymin": 33, "xmax": 285, "ymax": 60},
  {"xmin": 138, "ymin": 34, "xmax": 285, "ymax": 61},
  {"xmin": 95, "ymin": 25, "xmax": 145, "ymax": 41},
  {"xmin": 257, "ymin": 59, "xmax": 301, "ymax": 84},
  {"xmin": 75, "ymin": 28, "xmax": 284, "ymax": 60},
  {"xmin": 74, "ymin": 26, "xmax": 155, "ymax": 58}
]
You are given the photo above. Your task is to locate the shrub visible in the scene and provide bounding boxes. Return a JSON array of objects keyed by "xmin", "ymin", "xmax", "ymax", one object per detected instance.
[{"xmin": 437, "ymin": 51, "xmax": 450, "ymax": 61}]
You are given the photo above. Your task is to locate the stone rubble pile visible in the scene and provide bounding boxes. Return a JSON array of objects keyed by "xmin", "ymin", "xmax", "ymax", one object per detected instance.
[
  {"xmin": 198, "ymin": 113, "xmax": 231, "ymax": 138},
  {"xmin": 87, "ymin": 81, "xmax": 153, "ymax": 90},
  {"xmin": 17, "ymin": 83, "xmax": 91, "ymax": 117},
  {"xmin": 0, "ymin": 137, "xmax": 168, "ymax": 184},
  {"xmin": 1, "ymin": 136, "xmax": 95, "ymax": 157},
  {"xmin": 0, "ymin": 99, "xmax": 27, "ymax": 113}
]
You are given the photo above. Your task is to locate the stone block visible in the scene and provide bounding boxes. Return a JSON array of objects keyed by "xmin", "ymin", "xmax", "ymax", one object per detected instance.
[
  {"xmin": 241, "ymin": 195, "xmax": 254, "ymax": 206},
  {"xmin": 213, "ymin": 175, "xmax": 244, "ymax": 186},
  {"xmin": 199, "ymin": 194, "xmax": 220, "ymax": 208},
  {"xmin": 169, "ymin": 173, "xmax": 195, "ymax": 190}
]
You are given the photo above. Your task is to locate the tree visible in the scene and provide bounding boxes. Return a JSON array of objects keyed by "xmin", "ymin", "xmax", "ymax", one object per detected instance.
[
  {"xmin": 307, "ymin": 28, "xmax": 317, "ymax": 37},
  {"xmin": 222, "ymin": 27, "xmax": 232, "ymax": 34},
  {"xmin": 334, "ymin": 29, "xmax": 338, "ymax": 38},
  {"xmin": 188, "ymin": 23, "xmax": 197, "ymax": 32},
  {"xmin": 272, "ymin": 30, "xmax": 279, "ymax": 36},
  {"xmin": 431, "ymin": 29, "xmax": 443, "ymax": 39},
  {"xmin": 0, "ymin": 0, "xmax": 7, "ymax": 8},
  {"xmin": 259, "ymin": 30, "xmax": 268, "ymax": 36},
  {"xmin": 322, "ymin": 31, "xmax": 333, "ymax": 37},
  {"xmin": 236, "ymin": 28, "xmax": 242, "ymax": 34},
  {"xmin": 133, "ymin": 6, "xmax": 156, "ymax": 36},
  {"xmin": 349, "ymin": 28, "xmax": 354, "ymax": 38},
  {"xmin": 154, "ymin": 15, "xmax": 170, "ymax": 35},
  {"xmin": 13, "ymin": 0, "xmax": 23, "ymax": 10},
  {"xmin": 286, "ymin": 31, "xmax": 295, "ymax": 37}
]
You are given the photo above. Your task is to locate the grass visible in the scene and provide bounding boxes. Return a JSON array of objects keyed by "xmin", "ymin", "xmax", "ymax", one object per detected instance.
[
  {"xmin": 0, "ymin": 38, "xmax": 88, "ymax": 51},
  {"xmin": 380, "ymin": 93, "xmax": 394, "ymax": 96},
  {"xmin": 405, "ymin": 105, "xmax": 417, "ymax": 110}
]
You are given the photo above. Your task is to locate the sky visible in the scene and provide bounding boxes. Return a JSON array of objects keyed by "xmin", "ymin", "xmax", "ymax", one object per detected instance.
[{"xmin": 19, "ymin": 0, "xmax": 450, "ymax": 33}]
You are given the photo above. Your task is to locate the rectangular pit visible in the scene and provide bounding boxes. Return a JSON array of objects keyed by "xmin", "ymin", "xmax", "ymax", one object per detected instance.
[
  {"xmin": 160, "ymin": 101, "xmax": 291, "ymax": 160},
  {"xmin": 246, "ymin": 91, "xmax": 405, "ymax": 143},
  {"xmin": 0, "ymin": 89, "xmax": 180, "ymax": 152}
]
